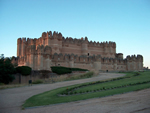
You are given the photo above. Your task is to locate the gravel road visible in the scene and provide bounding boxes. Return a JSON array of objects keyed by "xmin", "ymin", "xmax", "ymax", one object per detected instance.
[{"xmin": 0, "ymin": 73, "xmax": 150, "ymax": 113}]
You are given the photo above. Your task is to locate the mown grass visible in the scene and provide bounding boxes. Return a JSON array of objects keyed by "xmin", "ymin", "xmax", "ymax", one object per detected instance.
[
  {"xmin": 23, "ymin": 71, "xmax": 150, "ymax": 108},
  {"xmin": 74, "ymin": 72, "xmax": 148, "ymax": 93}
]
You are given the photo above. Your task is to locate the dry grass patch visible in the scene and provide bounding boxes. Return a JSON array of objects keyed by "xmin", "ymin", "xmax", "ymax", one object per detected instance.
[{"xmin": 0, "ymin": 84, "xmax": 26, "ymax": 89}]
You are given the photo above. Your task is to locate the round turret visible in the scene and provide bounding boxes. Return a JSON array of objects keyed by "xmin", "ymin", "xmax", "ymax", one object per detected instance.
[{"xmin": 116, "ymin": 53, "xmax": 123, "ymax": 59}]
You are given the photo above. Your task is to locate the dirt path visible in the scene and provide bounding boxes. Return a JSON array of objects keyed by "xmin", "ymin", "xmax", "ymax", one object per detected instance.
[{"xmin": 0, "ymin": 73, "xmax": 150, "ymax": 113}]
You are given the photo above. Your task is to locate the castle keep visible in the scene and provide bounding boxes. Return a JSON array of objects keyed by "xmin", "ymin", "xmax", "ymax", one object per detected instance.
[{"xmin": 17, "ymin": 31, "xmax": 143, "ymax": 71}]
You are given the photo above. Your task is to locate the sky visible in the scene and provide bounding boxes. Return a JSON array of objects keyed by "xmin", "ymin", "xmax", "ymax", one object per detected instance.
[{"xmin": 0, "ymin": 0, "xmax": 150, "ymax": 68}]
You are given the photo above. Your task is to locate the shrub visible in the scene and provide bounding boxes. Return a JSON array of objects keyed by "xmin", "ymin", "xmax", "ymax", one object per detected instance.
[
  {"xmin": 51, "ymin": 66, "xmax": 88, "ymax": 75},
  {"xmin": 51, "ymin": 66, "xmax": 72, "ymax": 75},
  {"xmin": 70, "ymin": 68, "xmax": 88, "ymax": 71},
  {"xmin": 16, "ymin": 66, "xmax": 32, "ymax": 76},
  {"xmin": 32, "ymin": 80, "xmax": 43, "ymax": 84},
  {"xmin": 70, "ymin": 92, "xmax": 73, "ymax": 95},
  {"xmin": 134, "ymin": 72, "xmax": 140, "ymax": 76},
  {"xmin": 79, "ymin": 91, "xmax": 82, "ymax": 93}
]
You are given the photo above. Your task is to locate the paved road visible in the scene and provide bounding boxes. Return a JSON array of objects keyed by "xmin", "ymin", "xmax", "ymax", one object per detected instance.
[{"xmin": 0, "ymin": 73, "xmax": 150, "ymax": 113}]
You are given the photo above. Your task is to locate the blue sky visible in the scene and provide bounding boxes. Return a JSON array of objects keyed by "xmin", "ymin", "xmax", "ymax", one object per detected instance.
[{"xmin": 0, "ymin": 0, "xmax": 150, "ymax": 68}]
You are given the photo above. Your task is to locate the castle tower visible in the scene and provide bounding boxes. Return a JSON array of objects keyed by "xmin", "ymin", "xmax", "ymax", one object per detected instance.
[
  {"xmin": 93, "ymin": 55, "xmax": 102, "ymax": 71},
  {"xmin": 113, "ymin": 58, "xmax": 118, "ymax": 70},
  {"xmin": 116, "ymin": 53, "xmax": 123, "ymax": 59},
  {"xmin": 47, "ymin": 31, "xmax": 52, "ymax": 45},
  {"xmin": 21, "ymin": 38, "xmax": 26, "ymax": 57},
  {"xmin": 81, "ymin": 37, "xmax": 88, "ymax": 56},
  {"xmin": 30, "ymin": 45, "xmax": 36, "ymax": 69},
  {"xmin": 17, "ymin": 38, "xmax": 22, "ymax": 57},
  {"xmin": 51, "ymin": 31, "xmax": 62, "ymax": 54},
  {"xmin": 103, "ymin": 42, "xmax": 108, "ymax": 57},
  {"xmin": 137, "ymin": 55, "xmax": 143, "ymax": 70},
  {"xmin": 109, "ymin": 42, "xmax": 116, "ymax": 58},
  {"xmin": 126, "ymin": 55, "xmax": 138, "ymax": 71}
]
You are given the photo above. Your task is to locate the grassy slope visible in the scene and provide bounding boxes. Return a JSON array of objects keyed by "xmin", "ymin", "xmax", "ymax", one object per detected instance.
[
  {"xmin": 23, "ymin": 71, "xmax": 150, "ymax": 108},
  {"xmin": 75, "ymin": 72, "xmax": 150, "ymax": 93}
]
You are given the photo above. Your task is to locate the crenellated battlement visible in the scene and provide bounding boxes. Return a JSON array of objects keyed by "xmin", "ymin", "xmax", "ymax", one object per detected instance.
[
  {"xmin": 126, "ymin": 54, "xmax": 143, "ymax": 61},
  {"xmin": 88, "ymin": 41, "xmax": 116, "ymax": 48},
  {"xmin": 25, "ymin": 45, "xmax": 52, "ymax": 55},
  {"xmin": 40, "ymin": 31, "xmax": 63, "ymax": 39},
  {"xmin": 17, "ymin": 31, "xmax": 116, "ymax": 49}
]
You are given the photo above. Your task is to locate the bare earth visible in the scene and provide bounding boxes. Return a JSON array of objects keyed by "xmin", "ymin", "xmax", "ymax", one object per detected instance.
[{"xmin": 0, "ymin": 73, "xmax": 150, "ymax": 113}]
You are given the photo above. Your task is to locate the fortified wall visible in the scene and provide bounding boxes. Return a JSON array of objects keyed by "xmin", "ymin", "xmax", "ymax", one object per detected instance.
[{"xmin": 17, "ymin": 31, "xmax": 143, "ymax": 71}]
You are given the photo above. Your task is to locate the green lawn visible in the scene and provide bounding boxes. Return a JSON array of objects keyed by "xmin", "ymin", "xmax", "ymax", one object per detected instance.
[
  {"xmin": 74, "ymin": 72, "xmax": 149, "ymax": 93},
  {"xmin": 23, "ymin": 71, "xmax": 150, "ymax": 108}
]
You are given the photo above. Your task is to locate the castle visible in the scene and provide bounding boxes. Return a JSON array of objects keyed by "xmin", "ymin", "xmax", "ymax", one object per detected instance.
[{"xmin": 17, "ymin": 31, "xmax": 143, "ymax": 71}]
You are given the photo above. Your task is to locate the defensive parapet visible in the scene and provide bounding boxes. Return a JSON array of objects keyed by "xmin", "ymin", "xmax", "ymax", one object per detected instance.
[
  {"xmin": 25, "ymin": 31, "xmax": 63, "ymax": 46},
  {"xmin": 62, "ymin": 37, "xmax": 86, "ymax": 45},
  {"xmin": 88, "ymin": 41, "xmax": 116, "ymax": 48},
  {"xmin": 51, "ymin": 53, "xmax": 128, "ymax": 65},
  {"xmin": 25, "ymin": 45, "xmax": 52, "ymax": 56},
  {"xmin": 62, "ymin": 36, "xmax": 116, "ymax": 48},
  {"xmin": 126, "ymin": 54, "xmax": 143, "ymax": 62},
  {"xmin": 39, "ymin": 31, "xmax": 63, "ymax": 39}
]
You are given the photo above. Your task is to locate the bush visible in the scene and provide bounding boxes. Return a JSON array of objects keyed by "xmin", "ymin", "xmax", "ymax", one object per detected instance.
[
  {"xmin": 134, "ymin": 72, "xmax": 140, "ymax": 76},
  {"xmin": 51, "ymin": 66, "xmax": 88, "ymax": 75},
  {"xmin": 32, "ymin": 80, "xmax": 43, "ymax": 84},
  {"xmin": 70, "ymin": 68, "xmax": 88, "ymax": 71},
  {"xmin": 79, "ymin": 91, "xmax": 82, "ymax": 93},
  {"xmin": 70, "ymin": 92, "xmax": 73, "ymax": 95},
  {"xmin": 16, "ymin": 66, "xmax": 32, "ymax": 76},
  {"xmin": 51, "ymin": 66, "xmax": 72, "ymax": 75}
]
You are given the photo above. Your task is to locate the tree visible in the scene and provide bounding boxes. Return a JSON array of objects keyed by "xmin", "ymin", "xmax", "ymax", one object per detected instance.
[
  {"xmin": 0, "ymin": 54, "xmax": 4, "ymax": 59},
  {"xmin": 0, "ymin": 57, "xmax": 15, "ymax": 84}
]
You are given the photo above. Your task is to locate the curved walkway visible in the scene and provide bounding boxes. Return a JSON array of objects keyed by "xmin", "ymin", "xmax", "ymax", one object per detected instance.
[{"xmin": 0, "ymin": 73, "xmax": 150, "ymax": 113}]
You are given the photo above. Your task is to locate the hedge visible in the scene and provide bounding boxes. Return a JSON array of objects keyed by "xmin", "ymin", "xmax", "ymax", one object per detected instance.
[
  {"xmin": 51, "ymin": 66, "xmax": 72, "ymax": 75},
  {"xmin": 51, "ymin": 66, "xmax": 88, "ymax": 75},
  {"xmin": 16, "ymin": 66, "xmax": 32, "ymax": 76}
]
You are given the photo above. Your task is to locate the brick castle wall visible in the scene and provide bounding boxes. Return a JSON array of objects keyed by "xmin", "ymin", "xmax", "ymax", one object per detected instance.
[{"xmin": 16, "ymin": 31, "xmax": 143, "ymax": 71}]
